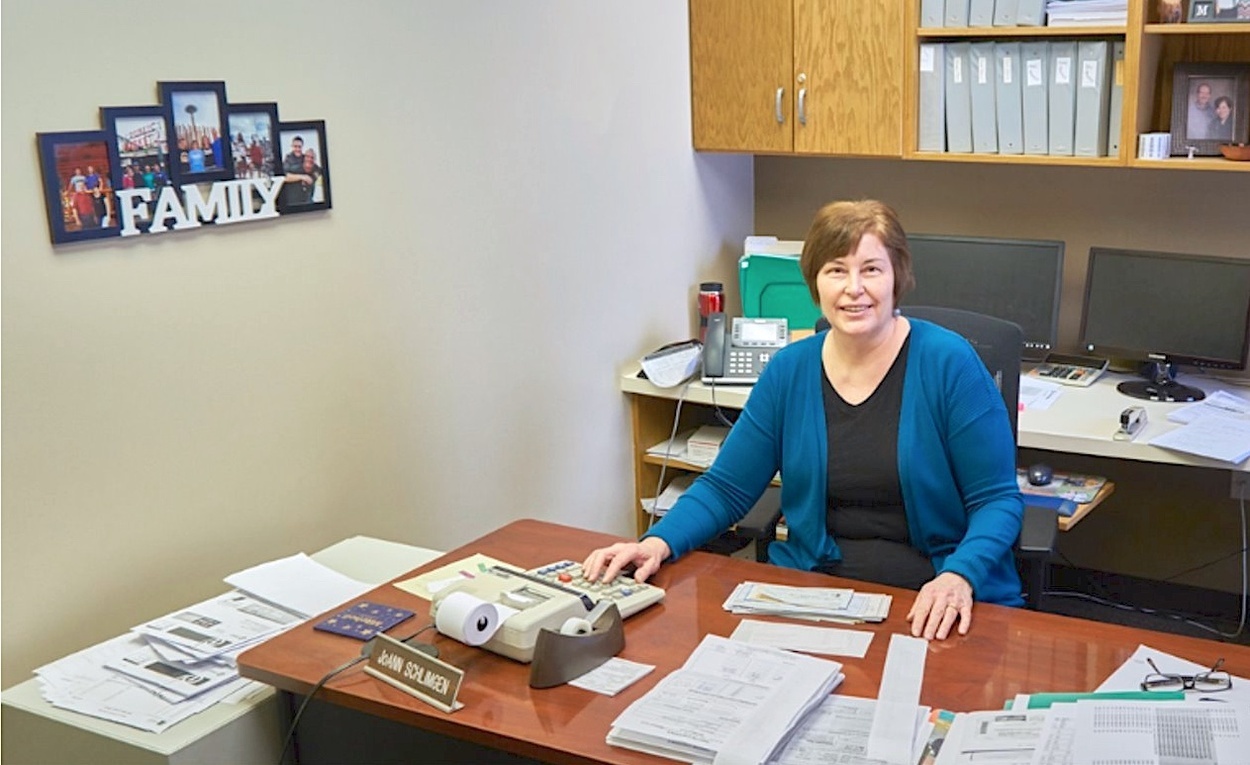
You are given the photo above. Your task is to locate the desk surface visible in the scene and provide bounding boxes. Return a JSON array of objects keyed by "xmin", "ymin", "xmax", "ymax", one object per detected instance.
[
  {"xmin": 620, "ymin": 366, "xmax": 1250, "ymax": 472},
  {"xmin": 238, "ymin": 519, "xmax": 1250, "ymax": 765}
]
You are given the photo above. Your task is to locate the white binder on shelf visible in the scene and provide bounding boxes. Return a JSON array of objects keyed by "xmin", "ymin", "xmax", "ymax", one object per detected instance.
[
  {"xmin": 1021, "ymin": 40, "xmax": 1049, "ymax": 154},
  {"xmin": 969, "ymin": 0, "xmax": 996, "ymax": 26},
  {"xmin": 945, "ymin": 0, "xmax": 971, "ymax": 27},
  {"xmin": 1106, "ymin": 40, "xmax": 1126, "ymax": 156},
  {"xmin": 921, "ymin": 0, "xmax": 945, "ymax": 27},
  {"xmin": 995, "ymin": 42, "xmax": 1024, "ymax": 154},
  {"xmin": 993, "ymin": 0, "xmax": 1019, "ymax": 26},
  {"xmin": 969, "ymin": 42, "xmax": 998, "ymax": 153},
  {"xmin": 1074, "ymin": 39, "xmax": 1111, "ymax": 157},
  {"xmin": 945, "ymin": 42, "xmax": 974, "ymax": 153},
  {"xmin": 918, "ymin": 43, "xmax": 947, "ymax": 153},
  {"xmin": 1017, "ymin": 0, "xmax": 1047, "ymax": 25},
  {"xmin": 1048, "ymin": 40, "xmax": 1078, "ymax": 156}
]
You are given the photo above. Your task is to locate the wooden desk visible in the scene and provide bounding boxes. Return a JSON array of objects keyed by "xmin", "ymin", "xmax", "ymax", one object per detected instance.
[{"xmin": 237, "ymin": 519, "xmax": 1250, "ymax": 765}]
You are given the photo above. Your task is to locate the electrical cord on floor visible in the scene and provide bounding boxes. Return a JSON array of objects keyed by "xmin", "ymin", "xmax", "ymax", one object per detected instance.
[
  {"xmin": 1162, "ymin": 548, "xmax": 1248, "ymax": 583},
  {"xmin": 277, "ymin": 623, "xmax": 436, "ymax": 765},
  {"xmin": 1042, "ymin": 491, "xmax": 1248, "ymax": 642}
]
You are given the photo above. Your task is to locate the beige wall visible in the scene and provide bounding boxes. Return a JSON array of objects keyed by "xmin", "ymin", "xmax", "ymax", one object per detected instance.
[
  {"xmin": 0, "ymin": 2, "xmax": 754, "ymax": 685},
  {"xmin": 756, "ymin": 157, "xmax": 1250, "ymax": 593}
]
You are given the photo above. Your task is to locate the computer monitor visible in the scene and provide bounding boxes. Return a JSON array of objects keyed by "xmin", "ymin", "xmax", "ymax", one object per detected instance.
[
  {"xmin": 904, "ymin": 234, "xmax": 1064, "ymax": 360},
  {"xmin": 1079, "ymin": 247, "xmax": 1250, "ymax": 402}
]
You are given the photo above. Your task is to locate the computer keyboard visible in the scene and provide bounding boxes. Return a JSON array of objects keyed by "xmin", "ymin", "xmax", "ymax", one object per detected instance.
[
  {"xmin": 525, "ymin": 560, "xmax": 665, "ymax": 619},
  {"xmin": 1028, "ymin": 353, "xmax": 1109, "ymax": 387}
]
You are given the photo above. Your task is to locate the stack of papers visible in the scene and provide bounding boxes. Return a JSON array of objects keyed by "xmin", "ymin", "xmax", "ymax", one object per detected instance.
[
  {"xmin": 32, "ymin": 553, "xmax": 373, "ymax": 733},
  {"xmin": 769, "ymin": 695, "xmax": 934, "ymax": 765},
  {"xmin": 934, "ymin": 644, "xmax": 1250, "ymax": 763},
  {"xmin": 646, "ymin": 430, "xmax": 712, "ymax": 468},
  {"xmin": 1149, "ymin": 390, "xmax": 1250, "ymax": 464},
  {"xmin": 723, "ymin": 581, "xmax": 892, "ymax": 624},
  {"xmin": 687, "ymin": 425, "xmax": 730, "ymax": 463},
  {"xmin": 641, "ymin": 472, "xmax": 696, "ymax": 518},
  {"xmin": 606, "ymin": 634, "xmax": 844, "ymax": 765},
  {"xmin": 937, "ymin": 701, "xmax": 1250, "ymax": 764},
  {"xmin": 1045, "ymin": 0, "xmax": 1128, "ymax": 26},
  {"xmin": 34, "ymin": 590, "xmax": 298, "ymax": 733}
]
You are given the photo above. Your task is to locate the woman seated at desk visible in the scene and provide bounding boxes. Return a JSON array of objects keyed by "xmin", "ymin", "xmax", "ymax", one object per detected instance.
[{"xmin": 584, "ymin": 199, "xmax": 1024, "ymax": 640}]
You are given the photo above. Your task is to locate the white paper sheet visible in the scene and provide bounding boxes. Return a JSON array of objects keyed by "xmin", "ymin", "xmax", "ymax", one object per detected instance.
[
  {"xmin": 1019, "ymin": 377, "xmax": 1063, "ymax": 411},
  {"xmin": 1070, "ymin": 700, "xmax": 1250, "ymax": 765},
  {"xmin": 936, "ymin": 709, "xmax": 1047, "ymax": 764},
  {"xmin": 867, "ymin": 634, "xmax": 927, "ymax": 765},
  {"xmin": 730, "ymin": 619, "xmax": 873, "ymax": 658},
  {"xmin": 568, "ymin": 657, "xmax": 655, "ymax": 696},
  {"xmin": 224, "ymin": 552, "xmax": 373, "ymax": 617}
]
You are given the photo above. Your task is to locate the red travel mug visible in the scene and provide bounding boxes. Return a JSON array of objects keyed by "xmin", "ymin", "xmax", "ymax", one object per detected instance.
[{"xmin": 698, "ymin": 282, "xmax": 724, "ymax": 342}]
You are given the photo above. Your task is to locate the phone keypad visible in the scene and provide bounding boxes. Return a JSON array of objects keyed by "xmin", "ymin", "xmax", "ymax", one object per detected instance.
[{"xmin": 728, "ymin": 349, "xmax": 770, "ymax": 376}]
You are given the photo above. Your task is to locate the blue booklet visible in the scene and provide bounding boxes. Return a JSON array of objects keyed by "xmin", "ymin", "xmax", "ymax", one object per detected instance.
[
  {"xmin": 314, "ymin": 601, "xmax": 414, "ymax": 640},
  {"xmin": 1021, "ymin": 494, "xmax": 1078, "ymax": 517}
]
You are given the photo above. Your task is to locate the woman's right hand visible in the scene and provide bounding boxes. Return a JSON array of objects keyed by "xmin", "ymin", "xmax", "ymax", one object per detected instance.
[{"xmin": 582, "ymin": 536, "xmax": 671, "ymax": 584}]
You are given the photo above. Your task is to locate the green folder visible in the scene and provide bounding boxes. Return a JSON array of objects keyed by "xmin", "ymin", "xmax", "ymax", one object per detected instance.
[{"xmin": 1005, "ymin": 690, "xmax": 1185, "ymax": 709}]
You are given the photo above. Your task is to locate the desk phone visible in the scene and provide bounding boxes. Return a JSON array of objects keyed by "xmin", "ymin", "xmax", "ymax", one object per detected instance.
[
  {"xmin": 702, "ymin": 313, "xmax": 789, "ymax": 385},
  {"xmin": 431, "ymin": 561, "xmax": 664, "ymax": 662}
]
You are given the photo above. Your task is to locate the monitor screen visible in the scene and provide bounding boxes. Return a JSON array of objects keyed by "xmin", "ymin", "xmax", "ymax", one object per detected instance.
[
  {"xmin": 1075, "ymin": 247, "xmax": 1250, "ymax": 402},
  {"xmin": 1080, "ymin": 247, "xmax": 1250, "ymax": 372},
  {"xmin": 903, "ymin": 234, "xmax": 1064, "ymax": 359}
]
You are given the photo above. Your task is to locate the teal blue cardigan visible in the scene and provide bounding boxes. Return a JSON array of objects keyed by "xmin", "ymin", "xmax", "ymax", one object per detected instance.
[{"xmin": 646, "ymin": 319, "xmax": 1025, "ymax": 606}]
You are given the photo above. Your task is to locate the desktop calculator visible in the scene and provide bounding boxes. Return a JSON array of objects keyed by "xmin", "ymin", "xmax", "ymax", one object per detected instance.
[
  {"xmin": 1028, "ymin": 353, "xmax": 1109, "ymax": 387},
  {"xmin": 526, "ymin": 560, "xmax": 665, "ymax": 618}
]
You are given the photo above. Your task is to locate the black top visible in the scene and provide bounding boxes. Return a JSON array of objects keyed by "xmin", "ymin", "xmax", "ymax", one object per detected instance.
[{"xmin": 815, "ymin": 336, "xmax": 936, "ymax": 590}]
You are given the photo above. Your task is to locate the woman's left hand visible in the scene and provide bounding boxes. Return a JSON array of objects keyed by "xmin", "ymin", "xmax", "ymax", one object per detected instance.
[{"xmin": 906, "ymin": 572, "xmax": 974, "ymax": 640}]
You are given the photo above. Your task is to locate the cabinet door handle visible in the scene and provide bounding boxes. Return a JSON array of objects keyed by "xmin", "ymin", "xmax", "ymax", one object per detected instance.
[
  {"xmin": 797, "ymin": 87, "xmax": 807, "ymax": 126},
  {"xmin": 775, "ymin": 87, "xmax": 785, "ymax": 124}
]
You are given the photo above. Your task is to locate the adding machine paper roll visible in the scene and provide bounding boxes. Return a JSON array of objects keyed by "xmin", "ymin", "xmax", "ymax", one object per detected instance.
[
  {"xmin": 559, "ymin": 617, "xmax": 593, "ymax": 636},
  {"xmin": 435, "ymin": 591, "xmax": 505, "ymax": 646}
]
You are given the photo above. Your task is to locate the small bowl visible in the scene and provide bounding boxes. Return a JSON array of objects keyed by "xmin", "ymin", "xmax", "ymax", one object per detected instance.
[{"xmin": 1219, "ymin": 144, "xmax": 1250, "ymax": 161}]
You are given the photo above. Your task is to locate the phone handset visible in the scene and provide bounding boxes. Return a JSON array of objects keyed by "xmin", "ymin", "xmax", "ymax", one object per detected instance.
[{"xmin": 702, "ymin": 312, "xmax": 728, "ymax": 378}]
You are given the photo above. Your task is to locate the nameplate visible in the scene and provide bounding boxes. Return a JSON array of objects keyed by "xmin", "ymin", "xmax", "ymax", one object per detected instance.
[{"xmin": 363, "ymin": 634, "xmax": 465, "ymax": 713}]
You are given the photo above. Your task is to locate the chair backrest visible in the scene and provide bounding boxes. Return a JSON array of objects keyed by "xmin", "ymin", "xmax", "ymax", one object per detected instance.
[
  {"xmin": 900, "ymin": 306, "xmax": 1023, "ymax": 443},
  {"xmin": 814, "ymin": 307, "xmax": 1023, "ymax": 441}
]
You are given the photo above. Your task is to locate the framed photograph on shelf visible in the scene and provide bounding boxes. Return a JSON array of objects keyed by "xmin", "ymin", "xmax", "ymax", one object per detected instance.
[
  {"xmin": 225, "ymin": 101, "xmax": 279, "ymax": 180},
  {"xmin": 100, "ymin": 105, "xmax": 172, "ymax": 233},
  {"xmin": 37, "ymin": 130, "xmax": 122, "ymax": 244},
  {"xmin": 276, "ymin": 120, "xmax": 331, "ymax": 214},
  {"xmin": 159, "ymin": 80, "xmax": 232, "ymax": 185},
  {"xmin": 1169, "ymin": 62, "xmax": 1250, "ymax": 156},
  {"xmin": 1187, "ymin": 0, "xmax": 1250, "ymax": 21}
]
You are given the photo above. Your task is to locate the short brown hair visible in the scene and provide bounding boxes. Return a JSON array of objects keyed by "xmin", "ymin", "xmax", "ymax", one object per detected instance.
[{"xmin": 799, "ymin": 200, "xmax": 914, "ymax": 307}]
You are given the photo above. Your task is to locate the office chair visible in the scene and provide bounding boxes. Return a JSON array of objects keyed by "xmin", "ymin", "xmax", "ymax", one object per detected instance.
[{"xmin": 736, "ymin": 306, "xmax": 1057, "ymax": 610}]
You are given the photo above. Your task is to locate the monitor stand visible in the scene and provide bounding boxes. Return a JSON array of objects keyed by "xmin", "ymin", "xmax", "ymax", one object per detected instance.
[{"xmin": 1116, "ymin": 361, "xmax": 1205, "ymax": 402}]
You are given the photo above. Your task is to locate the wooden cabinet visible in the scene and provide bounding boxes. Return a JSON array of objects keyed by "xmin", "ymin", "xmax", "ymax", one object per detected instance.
[
  {"xmin": 690, "ymin": 0, "xmax": 905, "ymax": 157},
  {"xmin": 690, "ymin": 1, "xmax": 1250, "ymax": 171}
]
